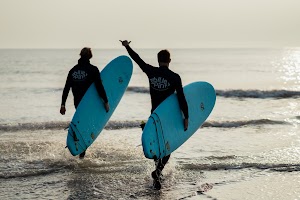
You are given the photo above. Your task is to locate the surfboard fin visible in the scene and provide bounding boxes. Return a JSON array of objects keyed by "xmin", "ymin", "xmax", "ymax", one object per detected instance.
[
  {"xmin": 73, "ymin": 132, "xmax": 79, "ymax": 142},
  {"xmin": 69, "ymin": 125, "xmax": 79, "ymax": 142}
]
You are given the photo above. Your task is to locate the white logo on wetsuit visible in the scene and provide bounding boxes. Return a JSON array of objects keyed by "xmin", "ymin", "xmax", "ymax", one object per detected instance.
[
  {"xmin": 150, "ymin": 77, "xmax": 170, "ymax": 90},
  {"xmin": 72, "ymin": 70, "xmax": 88, "ymax": 80}
]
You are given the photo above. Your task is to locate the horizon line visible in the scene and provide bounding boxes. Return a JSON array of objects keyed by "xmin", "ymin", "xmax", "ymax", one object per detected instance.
[{"xmin": 0, "ymin": 46, "xmax": 299, "ymax": 50}]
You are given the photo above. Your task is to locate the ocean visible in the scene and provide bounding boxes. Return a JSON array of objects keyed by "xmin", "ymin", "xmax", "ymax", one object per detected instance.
[{"xmin": 0, "ymin": 48, "xmax": 300, "ymax": 200}]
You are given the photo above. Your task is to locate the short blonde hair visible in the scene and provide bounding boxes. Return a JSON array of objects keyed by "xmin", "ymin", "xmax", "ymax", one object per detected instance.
[{"xmin": 80, "ymin": 47, "xmax": 93, "ymax": 59}]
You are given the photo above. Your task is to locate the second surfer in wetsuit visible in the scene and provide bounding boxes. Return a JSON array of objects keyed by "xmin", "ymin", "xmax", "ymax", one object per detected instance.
[{"xmin": 60, "ymin": 47, "xmax": 110, "ymax": 159}]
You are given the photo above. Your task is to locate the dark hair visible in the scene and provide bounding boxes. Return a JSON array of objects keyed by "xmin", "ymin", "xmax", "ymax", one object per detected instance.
[
  {"xmin": 80, "ymin": 47, "xmax": 93, "ymax": 59},
  {"xmin": 157, "ymin": 49, "xmax": 171, "ymax": 63}
]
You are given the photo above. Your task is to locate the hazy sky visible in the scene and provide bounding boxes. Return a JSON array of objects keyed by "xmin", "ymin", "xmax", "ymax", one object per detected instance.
[{"xmin": 1, "ymin": 0, "xmax": 300, "ymax": 48}]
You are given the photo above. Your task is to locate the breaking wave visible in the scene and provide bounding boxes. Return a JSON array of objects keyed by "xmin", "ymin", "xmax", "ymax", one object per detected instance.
[
  {"xmin": 127, "ymin": 86, "xmax": 300, "ymax": 99},
  {"xmin": 48, "ymin": 86, "xmax": 300, "ymax": 99},
  {"xmin": 182, "ymin": 162, "xmax": 300, "ymax": 172},
  {"xmin": 216, "ymin": 89, "xmax": 300, "ymax": 99},
  {"xmin": 0, "ymin": 119, "xmax": 290, "ymax": 132}
]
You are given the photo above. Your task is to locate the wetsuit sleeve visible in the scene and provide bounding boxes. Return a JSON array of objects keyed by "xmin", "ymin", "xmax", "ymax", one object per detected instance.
[
  {"xmin": 61, "ymin": 72, "xmax": 71, "ymax": 106},
  {"xmin": 175, "ymin": 76, "xmax": 189, "ymax": 119},
  {"xmin": 95, "ymin": 68, "xmax": 109, "ymax": 103},
  {"xmin": 125, "ymin": 45, "xmax": 152, "ymax": 74}
]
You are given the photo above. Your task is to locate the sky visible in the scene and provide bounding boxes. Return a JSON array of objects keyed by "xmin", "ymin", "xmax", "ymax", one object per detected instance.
[{"xmin": 1, "ymin": 0, "xmax": 300, "ymax": 49}]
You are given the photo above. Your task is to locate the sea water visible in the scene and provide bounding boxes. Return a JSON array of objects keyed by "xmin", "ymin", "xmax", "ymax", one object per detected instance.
[{"xmin": 0, "ymin": 48, "xmax": 300, "ymax": 200}]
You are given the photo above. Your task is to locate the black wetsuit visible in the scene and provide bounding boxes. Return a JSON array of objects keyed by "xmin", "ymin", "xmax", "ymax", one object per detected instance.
[
  {"xmin": 61, "ymin": 58, "xmax": 108, "ymax": 108},
  {"xmin": 125, "ymin": 46, "xmax": 188, "ymax": 118},
  {"xmin": 125, "ymin": 45, "xmax": 189, "ymax": 171}
]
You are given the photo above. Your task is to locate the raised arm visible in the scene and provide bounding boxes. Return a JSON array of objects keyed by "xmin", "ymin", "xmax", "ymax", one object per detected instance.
[{"xmin": 120, "ymin": 40, "xmax": 152, "ymax": 73}]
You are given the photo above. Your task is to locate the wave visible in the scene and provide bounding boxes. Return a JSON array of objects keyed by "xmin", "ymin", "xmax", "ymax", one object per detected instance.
[
  {"xmin": 127, "ymin": 86, "xmax": 300, "ymax": 99},
  {"xmin": 0, "ymin": 119, "xmax": 290, "ymax": 132},
  {"xmin": 0, "ymin": 168, "xmax": 62, "ymax": 179},
  {"xmin": 182, "ymin": 162, "xmax": 300, "ymax": 172},
  {"xmin": 0, "ymin": 122, "xmax": 69, "ymax": 132},
  {"xmin": 0, "ymin": 121, "xmax": 142, "ymax": 132},
  {"xmin": 126, "ymin": 86, "xmax": 149, "ymax": 93},
  {"xmin": 16, "ymin": 86, "xmax": 300, "ymax": 99},
  {"xmin": 216, "ymin": 89, "xmax": 300, "ymax": 99},
  {"xmin": 202, "ymin": 119, "xmax": 289, "ymax": 128}
]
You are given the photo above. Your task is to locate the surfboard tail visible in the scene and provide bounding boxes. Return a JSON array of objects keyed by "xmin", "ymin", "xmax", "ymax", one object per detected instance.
[
  {"xmin": 67, "ymin": 123, "xmax": 87, "ymax": 156},
  {"xmin": 142, "ymin": 114, "xmax": 169, "ymax": 159}
]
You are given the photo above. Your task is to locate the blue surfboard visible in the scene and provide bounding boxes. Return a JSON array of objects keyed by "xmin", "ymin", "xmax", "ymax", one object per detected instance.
[
  {"xmin": 142, "ymin": 81, "xmax": 216, "ymax": 159},
  {"xmin": 67, "ymin": 55, "xmax": 133, "ymax": 156}
]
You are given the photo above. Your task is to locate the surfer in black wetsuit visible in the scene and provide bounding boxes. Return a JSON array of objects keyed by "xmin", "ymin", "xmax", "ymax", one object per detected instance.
[
  {"xmin": 120, "ymin": 40, "xmax": 189, "ymax": 190},
  {"xmin": 60, "ymin": 47, "xmax": 110, "ymax": 159}
]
